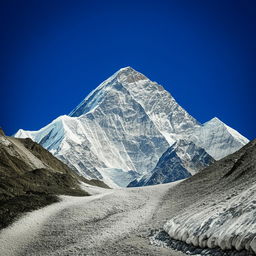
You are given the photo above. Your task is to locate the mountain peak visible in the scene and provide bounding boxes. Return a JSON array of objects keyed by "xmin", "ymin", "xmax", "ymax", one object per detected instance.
[
  {"xmin": 117, "ymin": 66, "xmax": 134, "ymax": 73},
  {"xmin": 15, "ymin": 128, "xmax": 32, "ymax": 139},
  {"xmin": 204, "ymin": 117, "xmax": 228, "ymax": 128},
  {"xmin": 207, "ymin": 117, "xmax": 224, "ymax": 125},
  {"xmin": 114, "ymin": 66, "xmax": 148, "ymax": 82},
  {"xmin": 191, "ymin": 116, "xmax": 249, "ymax": 160},
  {"xmin": 205, "ymin": 117, "xmax": 248, "ymax": 144},
  {"xmin": 211, "ymin": 117, "xmax": 221, "ymax": 122}
]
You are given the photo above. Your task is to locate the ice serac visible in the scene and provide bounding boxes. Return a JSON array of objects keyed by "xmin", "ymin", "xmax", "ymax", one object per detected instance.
[
  {"xmin": 14, "ymin": 67, "xmax": 249, "ymax": 187},
  {"xmin": 128, "ymin": 139, "xmax": 215, "ymax": 187}
]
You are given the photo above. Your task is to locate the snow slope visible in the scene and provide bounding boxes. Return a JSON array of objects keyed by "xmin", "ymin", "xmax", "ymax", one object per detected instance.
[{"xmin": 187, "ymin": 117, "xmax": 249, "ymax": 160}]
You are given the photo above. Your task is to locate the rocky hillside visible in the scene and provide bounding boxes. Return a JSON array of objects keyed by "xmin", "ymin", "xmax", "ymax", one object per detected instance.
[
  {"xmin": 0, "ymin": 130, "xmax": 107, "ymax": 229},
  {"xmin": 153, "ymin": 139, "xmax": 256, "ymax": 255}
]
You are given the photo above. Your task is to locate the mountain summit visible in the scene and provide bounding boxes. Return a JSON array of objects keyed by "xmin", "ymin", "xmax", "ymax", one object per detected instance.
[
  {"xmin": 69, "ymin": 66, "xmax": 200, "ymax": 144},
  {"xmin": 15, "ymin": 67, "xmax": 249, "ymax": 187}
]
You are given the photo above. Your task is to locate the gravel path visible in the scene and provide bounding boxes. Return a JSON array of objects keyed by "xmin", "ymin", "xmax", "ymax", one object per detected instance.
[{"xmin": 0, "ymin": 182, "xmax": 185, "ymax": 256}]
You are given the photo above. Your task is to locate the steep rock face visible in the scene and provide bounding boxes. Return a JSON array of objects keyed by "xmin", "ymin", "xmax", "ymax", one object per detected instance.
[
  {"xmin": 141, "ymin": 150, "xmax": 192, "ymax": 186},
  {"xmin": 163, "ymin": 139, "xmax": 256, "ymax": 254},
  {"xmin": 102, "ymin": 67, "xmax": 201, "ymax": 144},
  {"xmin": 74, "ymin": 80, "xmax": 170, "ymax": 176},
  {"xmin": 15, "ymin": 67, "xmax": 249, "ymax": 187},
  {"xmin": 128, "ymin": 140, "xmax": 214, "ymax": 187}
]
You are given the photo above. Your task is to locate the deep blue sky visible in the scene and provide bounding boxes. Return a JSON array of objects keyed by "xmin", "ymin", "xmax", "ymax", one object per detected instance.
[{"xmin": 1, "ymin": 0, "xmax": 255, "ymax": 139}]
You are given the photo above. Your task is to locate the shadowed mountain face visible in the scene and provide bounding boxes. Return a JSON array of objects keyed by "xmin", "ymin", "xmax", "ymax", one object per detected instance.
[
  {"xmin": 0, "ymin": 130, "xmax": 107, "ymax": 229},
  {"xmin": 15, "ymin": 67, "xmax": 249, "ymax": 187},
  {"xmin": 129, "ymin": 139, "xmax": 215, "ymax": 187},
  {"xmin": 158, "ymin": 139, "xmax": 256, "ymax": 254}
]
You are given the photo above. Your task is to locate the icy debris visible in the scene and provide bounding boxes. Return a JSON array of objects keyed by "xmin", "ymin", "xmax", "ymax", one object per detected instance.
[
  {"xmin": 164, "ymin": 183, "xmax": 256, "ymax": 254},
  {"xmin": 150, "ymin": 230, "xmax": 254, "ymax": 256}
]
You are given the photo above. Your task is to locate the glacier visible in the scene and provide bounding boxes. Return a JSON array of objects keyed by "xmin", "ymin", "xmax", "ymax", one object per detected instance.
[{"xmin": 15, "ymin": 67, "xmax": 249, "ymax": 187}]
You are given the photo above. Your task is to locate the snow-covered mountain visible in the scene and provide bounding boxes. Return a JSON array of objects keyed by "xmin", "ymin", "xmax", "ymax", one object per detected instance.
[{"xmin": 15, "ymin": 67, "xmax": 249, "ymax": 187}]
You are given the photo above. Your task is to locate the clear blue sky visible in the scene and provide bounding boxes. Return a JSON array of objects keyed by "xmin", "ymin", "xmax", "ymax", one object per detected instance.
[{"xmin": 1, "ymin": 0, "xmax": 255, "ymax": 139}]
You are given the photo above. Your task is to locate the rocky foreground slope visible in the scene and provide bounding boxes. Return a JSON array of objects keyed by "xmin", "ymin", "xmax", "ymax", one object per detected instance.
[
  {"xmin": 158, "ymin": 139, "xmax": 256, "ymax": 254},
  {"xmin": 0, "ymin": 129, "xmax": 107, "ymax": 229},
  {"xmin": 15, "ymin": 67, "xmax": 249, "ymax": 187}
]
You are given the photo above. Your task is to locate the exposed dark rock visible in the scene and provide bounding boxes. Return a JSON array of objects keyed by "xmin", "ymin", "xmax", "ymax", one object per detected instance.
[{"xmin": 0, "ymin": 128, "xmax": 4, "ymax": 136}]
